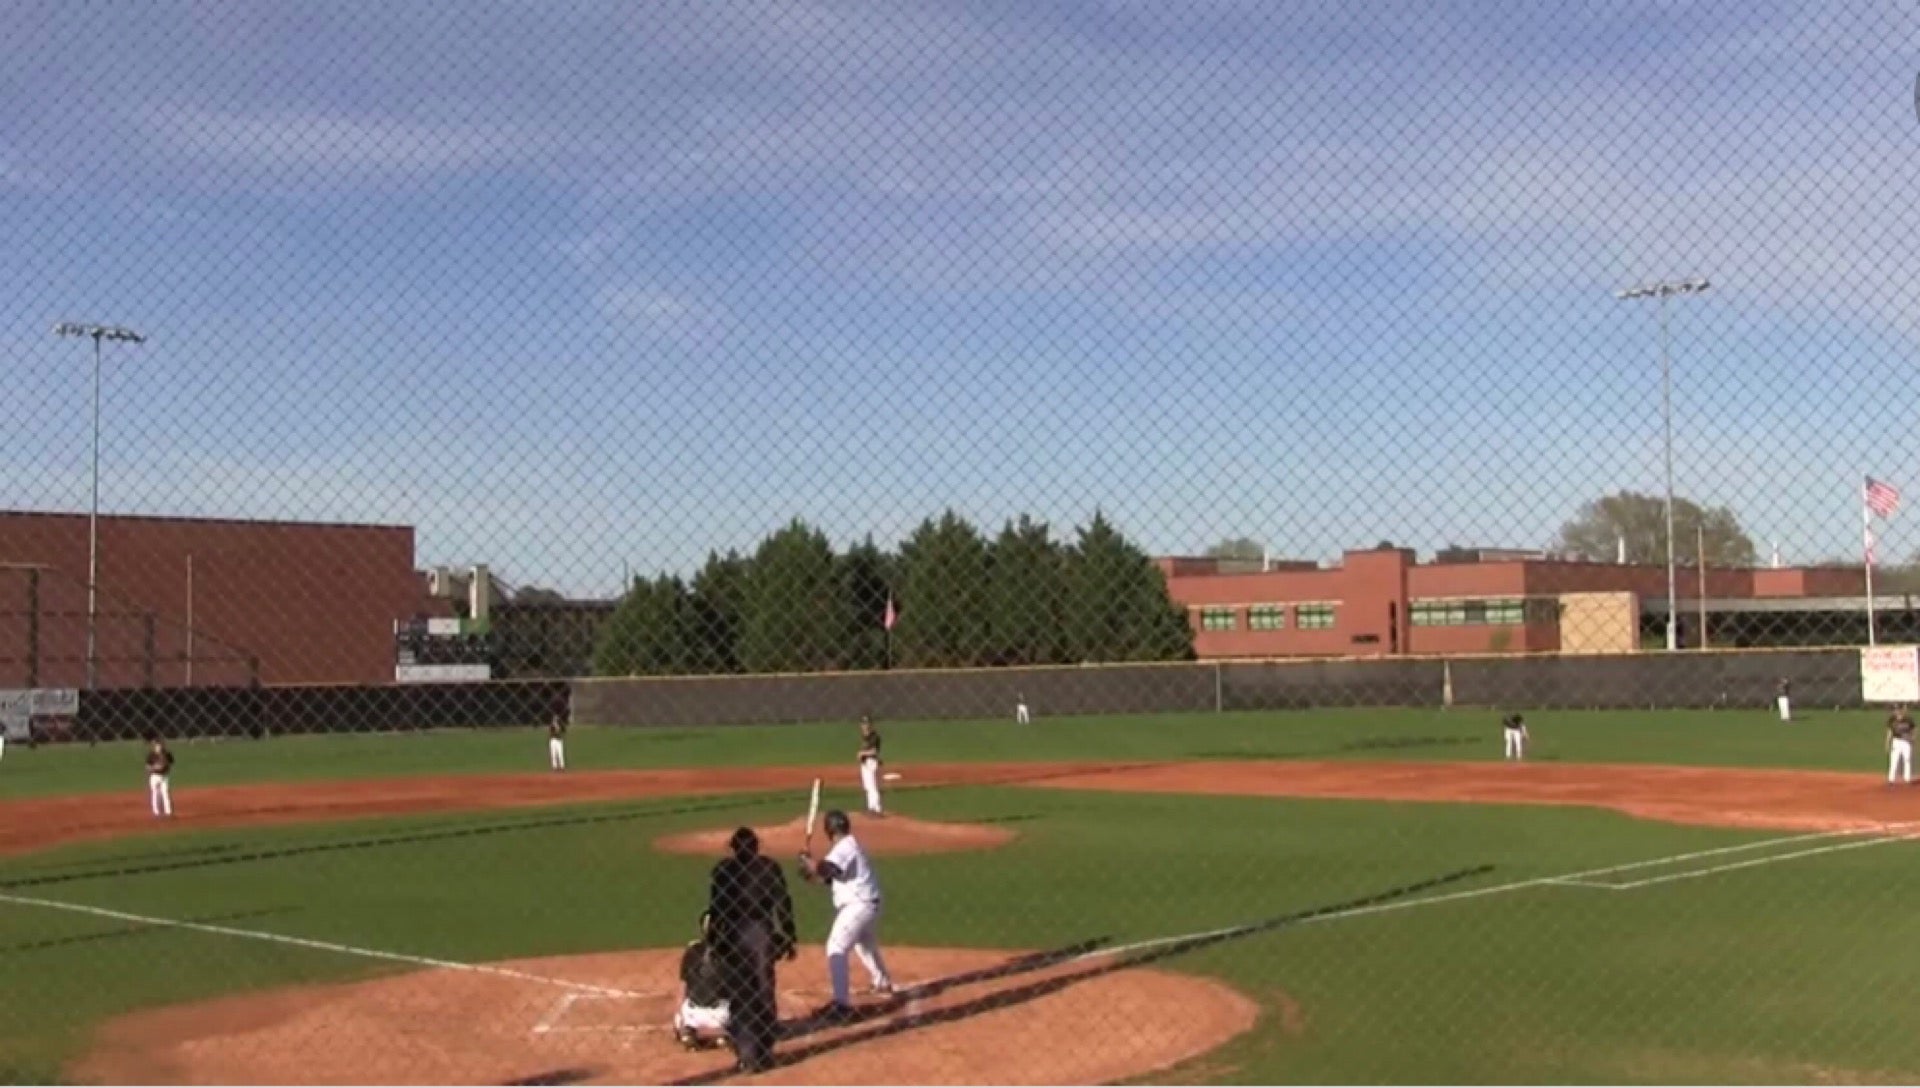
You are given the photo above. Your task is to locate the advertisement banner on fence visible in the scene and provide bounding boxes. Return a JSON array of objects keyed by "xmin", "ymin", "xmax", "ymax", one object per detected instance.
[
  {"xmin": 0, "ymin": 688, "xmax": 79, "ymax": 741},
  {"xmin": 395, "ymin": 663, "xmax": 492, "ymax": 684},
  {"xmin": 1861, "ymin": 646, "xmax": 1920, "ymax": 703}
]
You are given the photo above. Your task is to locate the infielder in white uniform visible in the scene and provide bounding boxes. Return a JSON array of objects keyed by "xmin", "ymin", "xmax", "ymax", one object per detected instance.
[
  {"xmin": 547, "ymin": 714, "xmax": 567, "ymax": 772},
  {"xmin": 1502, "ymin": 714, "xmax": 1529, "ymax": 761},
  {"xmin": 1015, "ymin": 692, "xmax": 1030, "ymax": 725},
  {"xmin": 857, "ymin": 716, "xmax": 885, "ymax": 817},
  {"xmin": 798, "ymin": 810, "xmax": 893, "ymax": 1020},
  {"xmin": 146, "ymin": 738, "xmax": 175, "ymax": 818},
  {"xmin": 1889, "ymin": 706, "xmax": 1915, "ymax": 786}
]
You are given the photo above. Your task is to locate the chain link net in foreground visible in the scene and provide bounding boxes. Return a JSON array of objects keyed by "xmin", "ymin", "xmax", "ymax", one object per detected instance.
[{"xmin": 2, "ymin": 1, "xmax": 1918, "ymax": 1083}]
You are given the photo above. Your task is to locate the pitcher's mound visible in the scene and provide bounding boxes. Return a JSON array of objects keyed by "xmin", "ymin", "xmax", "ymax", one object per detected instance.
[
  {"xmin": 74, "ymin": 946, "xmax": 1262, "ymax": 1085},
  {"xmin": 654, "ymin": 814, "xmax": 1016, "ymax": 858}
]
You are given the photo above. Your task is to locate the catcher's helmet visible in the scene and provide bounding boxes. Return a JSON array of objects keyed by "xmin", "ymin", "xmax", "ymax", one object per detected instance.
[{"xmin": 824, "ymin": 809, "xmax": 852, "ymax": 837}]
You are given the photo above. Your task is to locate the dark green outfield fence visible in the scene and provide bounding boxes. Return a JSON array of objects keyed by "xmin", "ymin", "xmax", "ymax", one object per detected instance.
[{"xmin": 46, "ymin": 647, "xmax": 1870, "ymax": 741}]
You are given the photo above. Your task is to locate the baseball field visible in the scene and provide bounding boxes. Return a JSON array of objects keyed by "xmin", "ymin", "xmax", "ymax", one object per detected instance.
[{"xmin": 5, "ymin": 707, "xmax": 1920, "ymax": 1084}]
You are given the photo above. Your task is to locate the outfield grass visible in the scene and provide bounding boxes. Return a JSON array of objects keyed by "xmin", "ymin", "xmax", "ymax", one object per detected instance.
[
  {"xmin": 0, "ymin": 706, "xmax": 1896, "ymax": 799},
  {"xmin": 3, "ymin": 708, "xmax": 1917, "ymax": 1083}
]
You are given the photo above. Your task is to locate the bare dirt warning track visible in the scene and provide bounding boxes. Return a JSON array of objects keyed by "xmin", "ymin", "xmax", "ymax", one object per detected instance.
[{"xmin": 71, "ymin": 947, "xmax": 1262, "ymax": 1086}]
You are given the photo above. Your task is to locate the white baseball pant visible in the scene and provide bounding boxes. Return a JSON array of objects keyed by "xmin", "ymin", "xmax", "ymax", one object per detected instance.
[
  {"xmin": 149, "ymin": 772, "xmax": 172, "ymax": 817},
  {"xmin": 1504, "ymin": 728, "xmax": 1525, "ymax": 760},
  {"xmin": 826, "ymin": 899, "xmax": 891, "ymax": 1006},
  {"xmin": 0, "ymin": 732, "xmax": 7, "ymax": 763},
  {"xmin": 1016, "ymin": 702, "xmax": 1030, "ymax": 724},
  {"xmin": 860, "ymin": 758, "xmax": 883, "ymax": 814},
  {"xmin": 549, "ymin": 737, "xmax": 566, "ymax": 770},
  {"xmin": 1892, "ymin": 739, "xmax": 1913, "ymax": 784},
  {"xmin": 1777, "ymin": 696, "xmax": 1792, "ymax": 722},
  {"xmin": 674, "ymin": 999, "xmax": 731, "ymax": 1037}
]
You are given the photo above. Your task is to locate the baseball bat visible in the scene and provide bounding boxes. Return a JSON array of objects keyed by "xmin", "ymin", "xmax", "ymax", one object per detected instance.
[{"xmin": 804, "ymin": 777, "xmax": 822, "ymax": 855}]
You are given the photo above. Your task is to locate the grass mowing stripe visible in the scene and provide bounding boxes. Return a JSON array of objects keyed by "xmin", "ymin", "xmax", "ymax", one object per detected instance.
[
  {"xmin": 0, "ymin": 891, "xmax": 649, "ymax": 999},
  {"xmin": 1074, "ymin": 824, "xmax": 1920, "ymax": 965}
]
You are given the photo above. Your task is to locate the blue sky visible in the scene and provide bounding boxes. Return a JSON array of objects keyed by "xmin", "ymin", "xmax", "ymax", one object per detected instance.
[{"xmin": 1, "ymin": 0, "xmax": 1915, "ymax": 595}]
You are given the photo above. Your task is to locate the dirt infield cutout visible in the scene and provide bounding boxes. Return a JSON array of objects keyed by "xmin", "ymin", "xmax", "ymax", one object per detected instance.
[
  {"xmin": 653, "ymin": 814, "xmax": 1015, "ymax": 858},
  {"xmin": 72, "ymin": 947, "xmax": 1261, "ymax": 1085}
]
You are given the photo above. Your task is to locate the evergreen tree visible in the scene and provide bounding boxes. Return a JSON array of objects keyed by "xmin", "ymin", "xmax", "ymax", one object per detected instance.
[
  {"xmin": 894, "ymin": 511, "xmax": 992, "ymax": 668},
  {"xmin": 592, "ymin": 575, "xmax": 695, "ymax": 676},
  {"xmin": 739, "ymin": 519, "xmax": 851, "ymax": 673},
  {"xmin": 1066, "ymin": 511, "xmax": 1194, "ymax": 663},
  {"xmin": 988, "ymin": 515, "xmax": 1069, "ymax": 665},
  {"xmin": 688, "ymin": 550, "xmax": 748, "ymax": 674},
  {"xmin": 837, "ymin": 536, "xmax": 896, "ymax": 671}
]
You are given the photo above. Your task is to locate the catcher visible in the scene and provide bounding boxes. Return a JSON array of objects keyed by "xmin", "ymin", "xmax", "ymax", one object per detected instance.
[{"xmin": 672, "ymin": 912, "xmax": 731, "ymax": 1051}]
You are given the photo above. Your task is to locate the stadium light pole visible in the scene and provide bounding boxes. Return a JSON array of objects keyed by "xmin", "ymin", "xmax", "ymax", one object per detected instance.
[
  {"xmin": 1613, "ymin": 278, "xmax": 1710, "ymax": 652},
  {"xmin": 53, "ymin": 321, "xmax": 147, "ymax": 690}
]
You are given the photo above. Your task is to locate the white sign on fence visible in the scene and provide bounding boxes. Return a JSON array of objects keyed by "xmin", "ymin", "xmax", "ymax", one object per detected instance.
[
  {"xmin": 395, "ymin": 663, "xmax": 492, "ymax": 684},
  {"xmin": 1861, "ymin": 646, "xmax": 1920, "ymax": 703},
  {"xmin": 0, "ymin": 688, "xmax": 79, "ymax": 741}
]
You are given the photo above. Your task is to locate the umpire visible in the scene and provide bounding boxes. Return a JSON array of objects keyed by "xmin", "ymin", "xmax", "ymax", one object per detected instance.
[{"xmin": 706, "ymin": 827, "xmax": 798, "ymax": 1073}]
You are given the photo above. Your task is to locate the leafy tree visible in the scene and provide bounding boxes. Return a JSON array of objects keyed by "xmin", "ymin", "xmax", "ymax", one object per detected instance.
[
  {"xmin": 592, "ymin": 575, "xmax": 695, "ymax": 676},
  {"xmin": 893, "ymin": 511, "xmax": 992, "ymax": 668},
  {"xmin": 989, "ymin": 516, "xmax": 1069, "ymax": 665},
  {"xmin": 688, "ymin": 551, "xmax": 749, "ymax": 674},
  {"xmin": 1066, "ymin": 511, "xmax": 1194, "ymax": 663},
  {"xmin": 1555, "ymin": 491, "xmax": 1757, "ymax": 567},
  {"xmin": 1203, "ymin": 537, "xmax": 1265, "ymax": 561},
  {"xmin": 837, "ymin": 536, "xmax": 896, "ymax": 671},
  {"xmin": 739, "ymin": 519, "xmax": 852, "ymax": 673}
]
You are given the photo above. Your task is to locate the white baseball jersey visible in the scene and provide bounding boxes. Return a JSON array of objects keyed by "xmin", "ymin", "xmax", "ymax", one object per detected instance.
[{"xmin": 824, "ymin": 835, "xmax": 881, "ymax": 910}]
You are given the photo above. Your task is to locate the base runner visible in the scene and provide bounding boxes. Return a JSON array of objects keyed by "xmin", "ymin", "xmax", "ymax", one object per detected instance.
[{"xmin": 1890, "ymin": 706, "xmax": 1915, "ymax": 786}]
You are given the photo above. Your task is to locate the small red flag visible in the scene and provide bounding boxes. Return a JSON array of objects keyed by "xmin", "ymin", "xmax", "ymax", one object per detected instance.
[{"xmin": 883, "ymin": 594, "xmax": 897, "ymax": 631}]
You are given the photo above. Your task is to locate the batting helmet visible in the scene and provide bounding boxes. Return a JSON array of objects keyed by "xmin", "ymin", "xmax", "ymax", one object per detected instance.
[{"xmin": 824, "ymin": 810, "xmax": 852, "ymax": 837}]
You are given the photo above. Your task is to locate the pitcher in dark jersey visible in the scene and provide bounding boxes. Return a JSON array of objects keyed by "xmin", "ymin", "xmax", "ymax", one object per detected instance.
[{"xmin": 858, "ymin": 715, "xmax": 885, "ymax": 817}]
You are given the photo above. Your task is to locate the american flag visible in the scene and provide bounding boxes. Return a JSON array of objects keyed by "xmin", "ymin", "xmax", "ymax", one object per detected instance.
[{"xmin": 1867, "ymin": 477, "xmax": 1901, "ymax": 518}]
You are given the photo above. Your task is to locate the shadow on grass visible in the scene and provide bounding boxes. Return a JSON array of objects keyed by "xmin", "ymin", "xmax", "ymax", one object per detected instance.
[{"xmin": 667, "ymin": 864, "xmax": 1494, "ymax": 1085}]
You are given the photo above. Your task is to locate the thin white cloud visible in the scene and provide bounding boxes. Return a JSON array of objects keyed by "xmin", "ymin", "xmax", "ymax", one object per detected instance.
[{"xmin": 593, "ymin": 286, "xmax": 731, "ymax": 345}]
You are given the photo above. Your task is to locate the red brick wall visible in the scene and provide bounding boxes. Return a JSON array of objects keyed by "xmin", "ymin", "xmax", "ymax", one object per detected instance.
[
  {"xmin": 1164, "ymin": 553, "xmax": 1864, "ymax": 661},
  {"xmin": 0, "ymin": 512, "xmax": 418, "ymax": 688}
]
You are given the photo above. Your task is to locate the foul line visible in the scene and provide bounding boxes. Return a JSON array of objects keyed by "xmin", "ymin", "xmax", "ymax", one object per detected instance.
[
  {"xmin": 1075, "ymin": 822, "xmax": 1920, "ymax": 964},
  {"xmin": 10, "ymin": 822, "xmax": 1920, "ymax": 1008},
  {"xmin": 0, "ymin": 890, "xmax": 642, "ymax": 999}
]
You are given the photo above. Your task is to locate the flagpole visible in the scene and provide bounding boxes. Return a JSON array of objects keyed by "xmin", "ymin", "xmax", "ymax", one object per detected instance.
[{"xmin": 1865, "ymin": 477, "xmax": 1879, "ymax": 647}]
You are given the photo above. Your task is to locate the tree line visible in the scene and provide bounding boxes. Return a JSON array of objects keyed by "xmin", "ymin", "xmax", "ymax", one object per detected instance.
[{"xmin": 592, "ymin": 511, "xmax": 1194, "ymax": 677}]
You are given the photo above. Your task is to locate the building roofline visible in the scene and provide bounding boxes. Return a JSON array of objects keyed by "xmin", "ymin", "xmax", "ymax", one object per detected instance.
[
  {"xmin": 0, "ymin": 509, "xmax": 415, "ymax": 533},
  {"xmin": 1643, "ymin": 595, "xmax": 1913, "ymax": 614}
]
